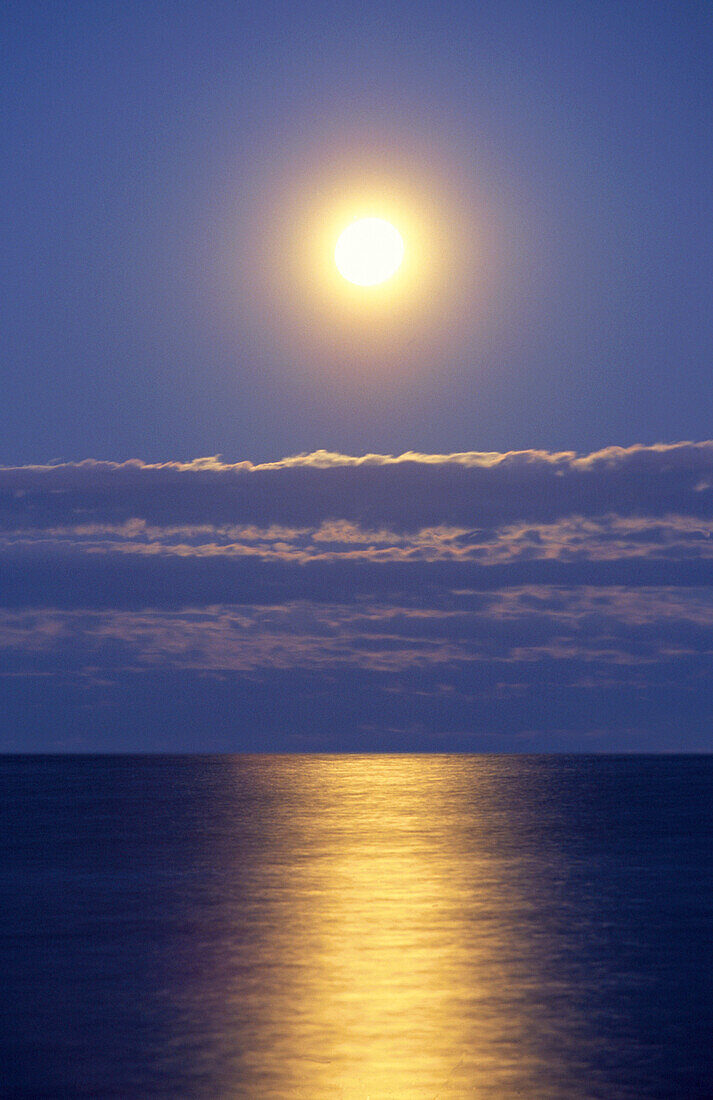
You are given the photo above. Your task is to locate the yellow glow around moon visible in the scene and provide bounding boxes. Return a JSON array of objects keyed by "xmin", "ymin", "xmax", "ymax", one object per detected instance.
[{"xmin": 334, "ymin": 217, "xmax": 405, "ymax": 286}]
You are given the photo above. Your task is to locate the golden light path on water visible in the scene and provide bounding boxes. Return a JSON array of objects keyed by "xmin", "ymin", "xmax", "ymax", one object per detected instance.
[{"xmin": 171, "ymin": 756, "xmax": 602, "ymax": 1098}]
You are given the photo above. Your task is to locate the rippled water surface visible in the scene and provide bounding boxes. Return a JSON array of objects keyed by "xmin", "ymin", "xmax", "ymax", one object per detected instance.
[{"xmin": 0, "ymin": 755, "xmax": 711, "ymax": 1097}]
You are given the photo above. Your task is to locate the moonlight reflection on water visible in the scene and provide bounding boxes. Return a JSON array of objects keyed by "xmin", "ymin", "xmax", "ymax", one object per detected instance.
[{"xmin": 0, "ymin": 755, "xmax": 710, "ymax": 1098}]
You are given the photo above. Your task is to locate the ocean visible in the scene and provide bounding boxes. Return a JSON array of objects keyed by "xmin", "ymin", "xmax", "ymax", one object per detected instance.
[{"xmin": 0, "ymin": 755, "xmax": 710, "ymax": 1098}]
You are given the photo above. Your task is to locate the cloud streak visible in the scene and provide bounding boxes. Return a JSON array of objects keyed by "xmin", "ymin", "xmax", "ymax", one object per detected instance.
[
  {"xmin": 1, "ymin": 444, "xmax": 712, "ymax": 749},
  {"xmin": 2, "ymin": 442, "xmax": 713, "ymax": 535}
]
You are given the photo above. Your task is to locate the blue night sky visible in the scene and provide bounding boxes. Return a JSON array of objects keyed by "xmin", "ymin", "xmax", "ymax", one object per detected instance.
[{"xmin": 2, "ymin": 1, "xmax": 712, "ymax": 750}]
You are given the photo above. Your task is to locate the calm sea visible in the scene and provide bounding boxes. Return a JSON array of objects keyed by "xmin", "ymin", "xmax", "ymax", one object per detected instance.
[{"xmin": 0, "ymin": 755, "xmax": 710, "ymax": 1098}]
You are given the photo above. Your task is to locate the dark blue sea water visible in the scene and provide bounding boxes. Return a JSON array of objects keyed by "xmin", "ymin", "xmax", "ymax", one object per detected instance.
[{"xmin": 0, "ymin": 755, "xmax": 710, "ymax": 1098}]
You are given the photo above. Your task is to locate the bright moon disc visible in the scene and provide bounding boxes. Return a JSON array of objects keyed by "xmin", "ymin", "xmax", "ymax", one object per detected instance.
[{"xmin": 334, "ymin": 218, "xmax": 405, "ymax": 286}]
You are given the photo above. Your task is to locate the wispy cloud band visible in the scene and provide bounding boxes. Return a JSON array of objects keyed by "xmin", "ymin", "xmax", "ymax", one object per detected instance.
[
  {"xmin": 2, "ymin": 445, "xmax": 712, "ymax": 749},
  {"xmin": 2, "ymin": 442, "xmax": 713, "ymax": 536}
]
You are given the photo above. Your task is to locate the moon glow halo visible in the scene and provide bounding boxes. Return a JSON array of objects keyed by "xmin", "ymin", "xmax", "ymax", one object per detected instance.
[{"xmin": 334, "ymin": 217, "xmax": 405, "ymax": 286}]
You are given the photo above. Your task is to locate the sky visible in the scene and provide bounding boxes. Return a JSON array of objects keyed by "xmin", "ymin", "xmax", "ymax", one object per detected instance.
[{"xmin": 2, "ymin": 1, "xmax": 712, "ymax": 750}]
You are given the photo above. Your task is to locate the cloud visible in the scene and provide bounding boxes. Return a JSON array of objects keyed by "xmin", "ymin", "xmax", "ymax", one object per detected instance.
[
  {"xmin": 2, "ymin": 589, "xmax": 712, "ymax": 752},
  {"xmin": 0, "ymin": 443, "xmax": 711, "ymax": 609},
  {"xmin": 2, "ymin": 588, "xmax": 712, "ymax": 674},
  {"xmin": 2, "ymin": 442, "xmax": 713, "ymax": 536},
  {"xmin": 1, "ymin": 444, "xmax": 713, "ymax": 749}
]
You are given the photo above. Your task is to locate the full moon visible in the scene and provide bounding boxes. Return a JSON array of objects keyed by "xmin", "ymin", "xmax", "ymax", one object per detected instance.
[{"xmin": 334, "ymin": 217, "xmax": 405, "ymax": 286}]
